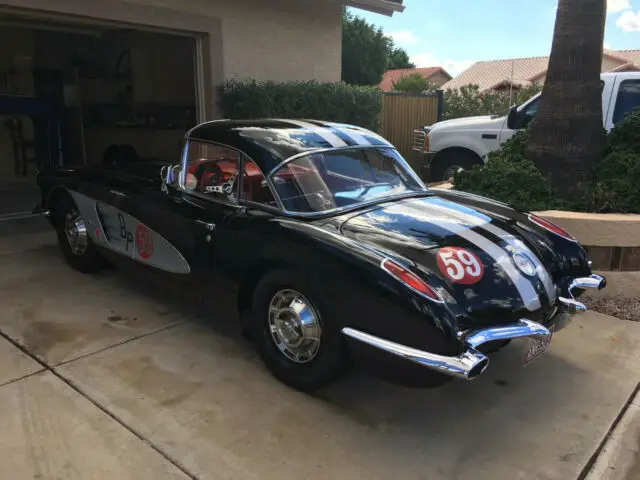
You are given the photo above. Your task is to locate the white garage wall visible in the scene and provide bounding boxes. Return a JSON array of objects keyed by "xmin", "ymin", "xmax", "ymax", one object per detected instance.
[{"xmin": 118, "ymin": 0, "xmax": 344, "ymax": 83}]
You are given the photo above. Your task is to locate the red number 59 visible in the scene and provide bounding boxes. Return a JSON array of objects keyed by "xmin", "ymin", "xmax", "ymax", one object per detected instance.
[{"xmin": 436, "ymin": 247, "xmax": 484, "ymax": 284}]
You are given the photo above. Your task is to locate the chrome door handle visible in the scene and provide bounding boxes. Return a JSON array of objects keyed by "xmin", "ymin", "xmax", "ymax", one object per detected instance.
[
  {"xmin": 110, "ymin": 190, "xmax": 127, "ymax": 198},
  {"xmin": 195, "ymin": 219, "xmax": 216, "ymax": 231}
]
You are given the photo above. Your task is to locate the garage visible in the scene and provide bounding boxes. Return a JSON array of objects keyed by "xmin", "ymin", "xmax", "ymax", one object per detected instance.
[{"xmin": 0, "ymin": 10, "xmax": 202, "ymax": 226}]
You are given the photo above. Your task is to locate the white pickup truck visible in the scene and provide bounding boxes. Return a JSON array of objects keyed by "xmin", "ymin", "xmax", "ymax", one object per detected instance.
[{"xmin": 413, "ymin": 71, "xmax": 640, "ymax": 182}]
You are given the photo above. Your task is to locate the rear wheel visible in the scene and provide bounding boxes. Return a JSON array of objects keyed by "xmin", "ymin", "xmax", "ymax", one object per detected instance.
[
  {"xmin": 432, "ymin": 150, "xmax": 482, "ymax": 182},
  {"xmin": 250, "ymin": 270, "xmax": 350, "ymax": 392},
  {"xmin": 55, "ymin": 195, "xmax": 104, "ymax": 273}
]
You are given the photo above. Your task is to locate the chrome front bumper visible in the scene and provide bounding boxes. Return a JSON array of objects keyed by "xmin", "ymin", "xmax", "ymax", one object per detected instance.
[{"xmin": 342, "ymin": 274, "xmax": 606, "ymax": 382}]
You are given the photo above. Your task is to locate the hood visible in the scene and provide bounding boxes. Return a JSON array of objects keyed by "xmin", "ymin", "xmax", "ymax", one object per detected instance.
[
  {"xmin": 428, "ymin": 114, "xmax": 504, "ymax": 133},
  {"xmin": 338, "ymin": 195, "xmax": 563, "ymax": 328}
]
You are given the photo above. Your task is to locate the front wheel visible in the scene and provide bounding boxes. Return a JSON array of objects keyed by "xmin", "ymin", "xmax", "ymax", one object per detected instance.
[{"xmin": 250, "ymin": 270, "xmax": 351, "ymax": 392}]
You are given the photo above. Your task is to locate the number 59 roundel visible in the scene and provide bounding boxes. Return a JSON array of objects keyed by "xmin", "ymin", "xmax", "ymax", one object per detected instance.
[{"xmin": 436, "ymin": 247, "xmax": 485, "ymax": 285}]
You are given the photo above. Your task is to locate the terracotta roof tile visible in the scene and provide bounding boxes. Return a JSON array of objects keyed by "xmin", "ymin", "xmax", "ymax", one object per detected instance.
[
  {"xmin": 443, "ymin": 56, "xmax": 549, "ymax": 91},
  {"xmin": 443, "ymin": 49, "xmax": 640, "ymax": 91}
]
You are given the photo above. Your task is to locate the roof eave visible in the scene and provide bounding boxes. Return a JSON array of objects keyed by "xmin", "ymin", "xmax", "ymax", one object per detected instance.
[{"xmin": 345, "ymin": 0, "xmax": 405, "ymax": 16}]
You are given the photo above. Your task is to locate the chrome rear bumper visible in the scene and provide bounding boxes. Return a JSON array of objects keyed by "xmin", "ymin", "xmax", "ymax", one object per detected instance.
[
  {"xmin": 343, "ymin": 319, "xmax": 550, "ymax": 381},
  {"xmin": 343, "ymin": 274, "xmax": 607, "ymax": 382}
]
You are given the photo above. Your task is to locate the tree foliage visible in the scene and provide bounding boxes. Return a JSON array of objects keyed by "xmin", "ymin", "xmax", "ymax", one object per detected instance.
[
  {"xmin": 391, "ymin": 73, "xmax": 434, "ymax": 93},
  {"xmin": 442, "ymin": 83, "xmax": 543, "ymax": 119},
  {"xmin": 341, "ymin": 9, "xmax": 414, "ymax": 86},
  {"xmin": 388, "ymin": 48, "xmax": 415, "ymax": 70}
]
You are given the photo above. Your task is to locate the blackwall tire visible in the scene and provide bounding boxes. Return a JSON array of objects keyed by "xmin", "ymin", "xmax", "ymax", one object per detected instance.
[{"xmin": 250, "ymin": 269, "xmax": 351, "ymax": 392}]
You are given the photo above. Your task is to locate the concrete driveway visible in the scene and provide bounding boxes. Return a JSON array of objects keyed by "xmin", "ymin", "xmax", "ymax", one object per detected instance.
[{"xmin": 1, "ymin": 233, "xmax": 639, "ymax": 480}]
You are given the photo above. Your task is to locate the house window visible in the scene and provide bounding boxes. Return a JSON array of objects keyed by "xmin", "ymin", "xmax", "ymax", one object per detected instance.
[{"xmin": 612, "ymin": 80, "xmax": 640, "ymax": 125}]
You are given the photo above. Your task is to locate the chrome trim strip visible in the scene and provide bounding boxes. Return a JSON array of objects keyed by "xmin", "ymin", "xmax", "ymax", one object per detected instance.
[{"xmin": 342, "ymin": 318, "xmax": 552, "ymax": 381}]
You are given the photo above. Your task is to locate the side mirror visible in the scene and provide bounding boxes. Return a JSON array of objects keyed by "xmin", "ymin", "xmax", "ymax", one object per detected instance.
[
  {"xmin": 160, "ymin": 164, "xmax": 181, "ymax": 191},
  {"xmin": 506, "ymin": 105, "xmax": 519, "ymax": 130}
]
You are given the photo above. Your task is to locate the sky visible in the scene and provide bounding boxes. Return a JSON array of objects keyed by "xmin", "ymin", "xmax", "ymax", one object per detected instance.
[{"xmin": 352, "ymin": 0, "xmax": 640, "ymax": 76}]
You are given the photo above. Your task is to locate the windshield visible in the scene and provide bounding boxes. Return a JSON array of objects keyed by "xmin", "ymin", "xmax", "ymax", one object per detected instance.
[{"xmin": 270, "ymin": 147, "xmax": 426, "ymax": 213}]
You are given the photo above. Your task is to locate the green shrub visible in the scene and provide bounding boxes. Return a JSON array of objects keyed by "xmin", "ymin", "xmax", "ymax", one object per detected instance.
[
  {"xmin": 452, "ymin": 130, "xmax": 566, "ymax": 212},
  {"xmin": 606, "ymin": 105, "xmax": 640, "ymax": 154},
  {"xmin": 392, "ymin": 73, "xmax": 435, "ymax": 94},
  {"xmin": 218, "ymin": 79, "xmax": 382, "ymax": 131},
  {"xmin": 442, "ymin": 83, "xmax": 543, "ymax": 120}
]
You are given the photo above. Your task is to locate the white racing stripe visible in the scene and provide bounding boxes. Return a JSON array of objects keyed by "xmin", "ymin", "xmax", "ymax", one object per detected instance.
[
  {"xmin": 318, "ymin": 121, "xmax": 372, "ymax": 146},
  {"xmin": 275, "ymin": 119, "xmax": 348, "ymax": 148},
  {"xmin": 422, "ymin": 200, "xmax": 557, "ymax": 302},
  {"xmin": 397, "ymin": 201, "xmax": 542, "ymax": 311}
]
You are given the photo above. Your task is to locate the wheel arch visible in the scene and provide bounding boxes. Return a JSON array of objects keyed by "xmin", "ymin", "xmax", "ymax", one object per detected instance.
[
  {"xmin": 236, "ymin": 258, "xmax": 294, "ymax": 317},
  {"xmin": 433, "ymin": 147, "xmax": 483, "ymax": 167},
  {"xmin": 45, "ymin": 186, "xmax": 74, "ymax": 226}
]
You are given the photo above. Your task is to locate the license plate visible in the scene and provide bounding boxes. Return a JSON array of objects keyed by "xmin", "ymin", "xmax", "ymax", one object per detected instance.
[{"xmin": 523, "ymin": 334, "xmax": 553, "ymax": 366}]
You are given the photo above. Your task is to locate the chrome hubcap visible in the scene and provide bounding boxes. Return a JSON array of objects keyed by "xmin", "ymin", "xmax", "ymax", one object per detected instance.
[
  {"xmin": 64, "ymin": 209, "xmax": 88, "ymax": 256},
  {"xmin": 268, "ymin": 289, "xmax": 322, "ymax": 364}
]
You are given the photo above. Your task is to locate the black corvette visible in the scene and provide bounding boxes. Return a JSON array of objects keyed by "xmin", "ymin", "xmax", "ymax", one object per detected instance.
[{"xmin": 35, "ymin": 119, "xmax": 606, "ymax": 392}]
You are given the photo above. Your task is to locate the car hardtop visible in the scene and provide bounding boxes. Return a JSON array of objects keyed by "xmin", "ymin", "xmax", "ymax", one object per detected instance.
[{"xmin": 185, "ymin": 118, "xmax": 394, "ymax": 175}]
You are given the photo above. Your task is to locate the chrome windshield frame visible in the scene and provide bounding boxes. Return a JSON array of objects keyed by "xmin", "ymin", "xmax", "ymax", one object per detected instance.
[{"xmin": 267, "ymin": 145, "xmax": 430, "ymax": 218}]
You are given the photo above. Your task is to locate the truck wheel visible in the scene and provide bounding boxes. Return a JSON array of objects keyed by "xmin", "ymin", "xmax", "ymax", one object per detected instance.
[{"xmin": 432, "ymin": 151, "xmax": 482, "ymax": 182}]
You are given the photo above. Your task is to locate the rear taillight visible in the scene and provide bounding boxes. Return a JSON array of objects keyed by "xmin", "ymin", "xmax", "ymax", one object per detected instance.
[
  {"xmin": 528, "ymin": 214, "xmax": 576, "ymax": 242},
  {"xmin": 381, "ymin": 258, "xmax": 443, "ymax": 303}
]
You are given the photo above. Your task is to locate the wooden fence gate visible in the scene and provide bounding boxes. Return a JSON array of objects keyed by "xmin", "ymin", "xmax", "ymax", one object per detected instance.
[{"xmin": 379, "ymin": 91, "xmax": 443, "ymax": 164}]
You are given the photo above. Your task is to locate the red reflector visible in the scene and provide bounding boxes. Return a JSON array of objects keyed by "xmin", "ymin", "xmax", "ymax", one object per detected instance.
[
  {"xmin": 528, "ymin": 214, "xmax": 576, "ymax": 242},
  {"xmin": 381, "ymin": 258, "xmax": 443, "ymax": 302}
]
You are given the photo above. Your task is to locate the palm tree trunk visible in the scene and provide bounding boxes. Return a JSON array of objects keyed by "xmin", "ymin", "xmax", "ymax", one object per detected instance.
[{"xmin": 524, "ymin": 0, "xmax": 606, "ymax": 201}]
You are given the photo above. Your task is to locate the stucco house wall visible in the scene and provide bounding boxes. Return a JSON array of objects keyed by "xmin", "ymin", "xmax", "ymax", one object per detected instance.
[{"xmin": 120, "ymin": 0, "xmax": 344, "ymax": 83}]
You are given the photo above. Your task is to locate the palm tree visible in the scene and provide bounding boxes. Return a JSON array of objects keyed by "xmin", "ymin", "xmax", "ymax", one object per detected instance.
[{"xmin": 524, "ymin": 0, "xmax": 606, "ymax": 201}]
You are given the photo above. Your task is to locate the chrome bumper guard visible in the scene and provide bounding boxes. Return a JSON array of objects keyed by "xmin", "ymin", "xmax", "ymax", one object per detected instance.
[
  {"xmin": 342, "ymin": 274, "xmax": 606, "ymax": 382},
  {"xmin": 557, "ymin": 274, "xmax": 606, "ymax": 315}
]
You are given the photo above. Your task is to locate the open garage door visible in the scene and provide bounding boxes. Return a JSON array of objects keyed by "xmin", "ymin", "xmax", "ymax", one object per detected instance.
[{"xmin": 0, "ymin": 12, "xmax": 201, "ymax": 236}]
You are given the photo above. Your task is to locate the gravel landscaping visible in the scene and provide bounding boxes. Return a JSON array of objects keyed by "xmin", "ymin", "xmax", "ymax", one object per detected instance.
[{"xmin": 582, "ymin": 295, "xmax": 640, "ymax": 322}]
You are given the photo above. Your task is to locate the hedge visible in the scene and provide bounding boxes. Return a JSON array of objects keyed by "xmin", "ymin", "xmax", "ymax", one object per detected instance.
[{"xmin": 218, "ymin": 79, "xmax": 382, "ymax": 131}]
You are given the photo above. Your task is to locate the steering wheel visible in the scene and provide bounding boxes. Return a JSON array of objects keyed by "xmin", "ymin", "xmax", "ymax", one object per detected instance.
[{"xmin": 193, "ymin": 161, "xmax": 226, "ymax": 195}]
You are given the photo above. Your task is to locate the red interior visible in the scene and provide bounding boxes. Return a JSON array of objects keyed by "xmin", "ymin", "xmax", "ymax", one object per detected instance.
[{"xmin": 188, "ymin": 158, "xmax": 274, "ymax": 203}]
